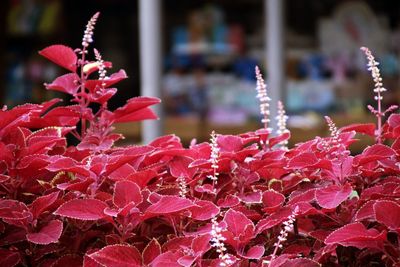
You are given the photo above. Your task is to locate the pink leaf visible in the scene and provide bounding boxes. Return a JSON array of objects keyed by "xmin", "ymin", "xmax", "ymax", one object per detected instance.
[
  {"xmin": 54, "ymin": 199, "xmax": 107, "ymax": 220},
  {"xmin": 151, "ymin": 251, "xmax": 183, "ymax": 267},
  {"xmin": 46, "ymin": 156, "xmax": 90, "ymax": 177},
  {"xmin": 85, "ymin": 69, "xmax": 127, "ymax": 91},
  {"xmin": 269, "ymin": 132, "xmax": 291, "ymax": 148},
  {"xmin": 29, "ymin": 191, "xmax": 59, "ymax": 219},
  {"xmin": 325, "ymin": 222, "xmax": 386, "ymax": 249},
  {"xmin": 39, "ymin": 45, "xmax": 77, "ymax": 72},
  {"xmin": 189, "ymin": 200, "xmax": 220, "ymax": 221},
  {"xmin": 358, "ymin": 144, "xmax": 396, "ymax": 165},
  {"xmin": 256, "ymin": 208, "xmax": 292, "ymax": 234},
  {"xmin": 355, "ymin": 201, "xmax": 375, "ymax": 222},
  {"xmin": 113, "ymin": 180, "xmax": 142, "ymax": 209},
  {"xmin": 45, "ymin": 73, "xmax": 80, "ymax": 95},
  {"xmin": 146, "ymin": 196, "xmax": 195, "ymax": 214},
  {"xmin": 169, "ymin": 156, "xmax": 197, "ymax": 179},
  {"xmin": 262, "ymin": 190, "xmax": 285, "ymax": 213},
  {"xmin": 373, "ymin": 200, "xmax": 400, "ymax": 230},
  {"xmin": 26, "ymin": 219, "xmax": 63, "ymax": 245},
  {"xmin": 223, "ymin": 209, "xmax": 254, "ymax": 237},
  {"xmin": 217, "ymin": 135, "xmax": 243, "ymax": 152},
  {"xmin": 340, "ymin": 123, "xmax": 376, "ymax": 136},
  {"xmin": 142, "ymin": 239, "xmax": 161, "ymax": 266},
  {"xmin": 288, "ymin": 152, "xmax": 318, "ymax": 169},
  {"xmin": 88, "ymin": 245, "xmax": 142, "ymax": 267},
  {"xmin": 240, "ymin": 245, "xmax": 265, "ymax": 259},
  {"xmin": 0, "ymin": 200, "xmax": 30, "ymax": 220},
  {"xmin": 315, "ymin": 183, "xmax": 352, "ymax": 209},
  {"xmin": 112, "ymin": 96, "xmax": 160, "ymax": 123}
]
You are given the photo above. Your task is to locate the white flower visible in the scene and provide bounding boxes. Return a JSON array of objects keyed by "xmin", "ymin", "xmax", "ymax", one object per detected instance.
[{"xmin": 82, "ymin": 12, "xmax": 100, "ymax": 49}]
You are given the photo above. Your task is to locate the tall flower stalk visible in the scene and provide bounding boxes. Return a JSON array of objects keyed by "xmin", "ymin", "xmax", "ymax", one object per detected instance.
[
  {"xmin": 255, "ymin": 66, "xmax": 272, "ymax": 132},
  {"xmin": 207, "ymin": 131, "xmax": 220, "ymax": 192},
  {"xmin": 78, "ymin": 12, "xmax": 100, "ymax": 136},
  {"xmin": 210, "ymin": 216, "xmax": 233, "ymax": 266},
  {"xmin": 264, "ymin": 206, "xmax": 299, "ymax": 266},
  {"xmin": 360, "ymin": 47, "xmax": 398, "ymax": 143},
  {"xmin": 276, "ymin": 100, "xmax": 289, "ymax": 149}
]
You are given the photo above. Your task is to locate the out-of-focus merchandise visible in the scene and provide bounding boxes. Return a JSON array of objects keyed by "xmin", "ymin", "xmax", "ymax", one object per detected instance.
[{"xmin": 4, "ymin": 0, "xmax": 62, "ymax": 106}]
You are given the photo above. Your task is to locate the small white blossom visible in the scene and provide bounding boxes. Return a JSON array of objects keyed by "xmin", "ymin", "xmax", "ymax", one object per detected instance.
[
  {"xmin": 94, "ymin": 48, "xmax": 107, "ymax": 87},
  {"xmin": 208, "ymin": 131, "xmax": 220, "ymax": 186},
  {"xmin": 255, "ymin": 66, "xmax": 272, "ymax": 132},
  {"xmin": 268, "ymin": 206, "xmax": 299, "ymax": 264},
  {"xmin": 210, "ymin": 217, "xmax": 233, "ymax": 266},
  {"xmin": 82, "ymin": 12, "xmax": 100, "ymax": 49},
  {"xmin": 177, "ymin": 175, "xmax": 188, "ymax": 198}
]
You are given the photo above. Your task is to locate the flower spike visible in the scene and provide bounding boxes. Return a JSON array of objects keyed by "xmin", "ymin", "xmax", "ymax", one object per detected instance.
[
  {"xmin": 82, "ymin": 12, "xmax": 100, "ymax": 49},
  {"xmin": 255, "ymin": 66, "xmax": 272, "ymax": 132}
]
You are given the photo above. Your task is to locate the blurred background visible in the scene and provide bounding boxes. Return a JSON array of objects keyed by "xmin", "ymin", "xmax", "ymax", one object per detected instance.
[{"xmin": 1, "ymin": 0, "xmax": 400, "ymax": 148}]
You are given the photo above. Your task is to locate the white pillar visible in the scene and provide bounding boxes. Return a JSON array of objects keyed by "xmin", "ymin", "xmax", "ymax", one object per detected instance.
[
  {"xmin": 265, "ymin": 0, "xmax": 285, "ymax": 132},
  {"xmin": 139, "ymin": 0, "xmax": 163, "ymax": 143}
]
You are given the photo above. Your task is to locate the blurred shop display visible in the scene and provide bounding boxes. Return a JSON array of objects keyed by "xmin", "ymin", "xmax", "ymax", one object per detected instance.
[
  {"xmin": 162, "ymin": 1, "xmax": 400, "ymax": 142},
  {"xmin": 3, "ymin": 0, "xmax": 63, "ymax": 106}
]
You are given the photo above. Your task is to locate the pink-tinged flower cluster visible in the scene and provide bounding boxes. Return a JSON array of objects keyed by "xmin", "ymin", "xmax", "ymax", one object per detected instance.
[
  {"xmin": 360, "ymin": 47, "xmax": 386, "ymax": 100},
  {"xmin": 207, "ymin": 131, "xmax": 220, "ymax": 185},
  {"xmin": 210, "ymin": 217, "xmax": 233, "ymax": 266},
  {"xmin": 94, "ymin": 48, "xmax": 107, "ymax": 87},
  {"xmin": 82, "ymin": 12, "xmax": 99, "ymax": 48},
  {"xmin": 265, "ymin": 206, "xmax": 299, "ymax": 265},
  {"xmin": 255, "ymin": 66, "xmax": 272, "ymax": 131},
  {"xmin": 276, "ymin": 100, "xmax": 289, "ymax": 149}
]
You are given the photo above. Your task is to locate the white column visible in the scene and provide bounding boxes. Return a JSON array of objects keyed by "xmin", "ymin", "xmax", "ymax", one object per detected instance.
[
  {"xmin": 139, "ymin": 0, "xmax": 163, "ymax": 143},
  {"xmin": 265, "ymin": 0, "xmax": 285, "ymax": 132}
]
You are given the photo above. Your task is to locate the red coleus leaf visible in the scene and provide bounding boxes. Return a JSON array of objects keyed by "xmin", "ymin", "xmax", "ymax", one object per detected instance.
[
  {"xmin": 315, "ymin": 183, "xmax": 352, "ymax": 209},
  {"xmin": 325, "ymin": 222, "xmax": 386, "ymax": 249},
  {"xmin": 26, "ymin": 219, "xmax": 63, "ymax": 245},
  {"xmin": 0, "ymin": 200, "xmax": 31, "ymax": 220},
  {"xmin": 355, "ymin": 200, "xmax": 375, "ymax": 222},
  {"xmin": 240, "ymin": 245, "xmax": 265, "ymax": 259},
  {"xmin": 85, "ymin": 69, "xmax": 127, "ymax": 91},
  {"xmin": 340, "ymin": 123, "xmax": 376, "ymax": 136},
  {"xmin": 217, "ymin": 135, "xmax": 243, "ymax": 152},
  {"xmin": 146, "ymin": 196, "xmax": 195, "ymax": 215},
  {"xmin": 373, "ymin": 200, "xmax": 400, "ymax": 230},
  {"xmin": 113, "ymin": 180, "xmax": 142, "ymax": 209},
  {"xmin": 126, "ymin": 169, "xmax": 158, "ymax": 189},
  {"xmin": 0, "ymin": 249, "xmax": 21, "ymax": 267},
  {"xmin": 84, "ymin": 254, "xmax": 103, "ymax": 267},
  {"xmin": 29, "ymin": 191, "xmax": 60, "ymax": 219},
  {"xmin": 223, "ymin": 209, "xmax": 254, "ymax": 237},
  {"xmin": 46, "ymin": 156, "xmax": 91, "ymax": 177},
  {"xmin": 45, "ymin": 73, "xmax": 80, "ymax": 95},
  {"xmin": 288, "ymin": 152, "xmax": 318, "ymax": 169},
  {"xmin": 39, "ymin": 45, "xmax": 77, "ymax": 72},
  {"xmin": 87, "ymin": 245, "xmax": 142, "ymax": 267},
  {"xmin": 23, "ymin": 106, "xmax": 80, "ymax": 128},
  {"xmin": 189, "ymin": 200, "xmax": 220, "ymax": 221},
  {"xmin": 358, "ymin": 144, "xmax": 396, "ymax": 165},
  {"xmin": 142, "ymin": 239, "xmax": 162, "ymax": 266},
  {"xmin": 169, "ymin": 156, "xmax": 197, "ymax": 179},
  {"xmin": 270, "ymin": 256, "xmax": 321, "ymax": 267},
  {"xmin": 54, "ymin": 199, "xmax": 107, "ymax": 220},
  {"xmin": 256, "ymin": 207, "xmax": 292, "ymax": 234},
  {"xmin": 112, "ymin": 96, "xmax": 160, "ymax": 123},
  {"xmin": 151, "ymin": 251, "xmax": 183, "ymax": 267},
  {"xmin": 269, "ymin": 132, "xmax": 291, "ymax": 148},
  {"xmin": 262, "ymin": 190, "xmax": 285, "ymax": 213}
]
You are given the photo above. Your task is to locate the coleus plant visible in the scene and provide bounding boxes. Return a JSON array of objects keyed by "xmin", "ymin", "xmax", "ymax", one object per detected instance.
[{"xmin": 0, "ymin": 12, "xmax": 400, "ymax": 267}]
